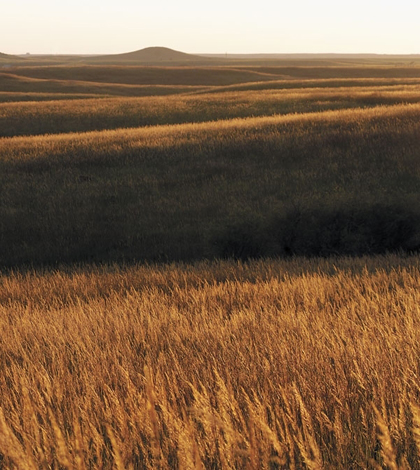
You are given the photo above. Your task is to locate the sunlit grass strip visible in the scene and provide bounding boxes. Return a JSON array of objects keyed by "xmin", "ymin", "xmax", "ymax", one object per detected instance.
[
  {"xmin": 193, "ymin": 77, "xmax": 420, "ymax": 94},
  {"xmin": 2, "ymin": 85, "xmax": 420, "ymax": 137},
  {"xmin": 0, "ymin": 92, "xmax": 113, "ymax": 102},
  {"xmin": 2, "ymin": 102, "xmax": 420, "ymax": 161}
]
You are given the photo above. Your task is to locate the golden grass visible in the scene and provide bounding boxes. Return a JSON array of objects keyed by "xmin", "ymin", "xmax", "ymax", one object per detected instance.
[
  {"xmin": 199, "ymin": 77, "xmax": 420, "ymax": 94},
  {"xmin": 3, "ymin": 84, "xmax": 420, "ymax": 137},
  {"xmin": 1, "ymin": 255, "xmax": 420, "ymax": 468},
  {"xmin": 0, "ymin": 92, "xmax": 111, "ymax": 102},
  {"xmin": 1, "ymin": 63, "xmax": 420, "ymax": 468},
  {"xmin": 2, "ymin": 102, "xmax": 420, "ymax": 163}
]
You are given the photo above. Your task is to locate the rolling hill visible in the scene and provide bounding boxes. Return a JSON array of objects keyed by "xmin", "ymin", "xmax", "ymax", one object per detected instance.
[
  {"xmin": 0, "ymin": 52, "xmax": 26, "ymax": 62},
  {"xmin": 87, "ymin": 46, "xmax": 214, "ymax": 65}
]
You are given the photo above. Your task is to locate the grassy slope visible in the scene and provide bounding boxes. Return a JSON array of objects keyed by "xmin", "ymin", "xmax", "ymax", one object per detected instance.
[
  {"xmin": 1, "ymin": 104, "xmax": 419, "ymax": 266},
  {"xmin": 0, "ymin": 72, "xmax": 208, "ymax": 97},
  {"xmin": 0, "ymin": 61, "xmax": 419, "ymax": 267},
  {"xmin": 5, "ymin": 65, "xmax": 284, "ymax": 85},
  {"xmin": 2, "ymin": 85, "xmax": 420, "ymax": 137},
  {"xmin": 197, "ymin": 77, "xmax": 420, "ymax": 93},
  {"xmin": 8, "ymin": 64, "xmax": 420, "ymax": 82},
  {"xmin": 0, "ymin": 91, "xmax": 112, "ymax": 103}
]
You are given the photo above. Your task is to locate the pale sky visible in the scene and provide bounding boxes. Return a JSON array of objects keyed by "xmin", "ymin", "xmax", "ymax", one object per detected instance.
[{"xmin": 2, "ymin": 0, "xmax": 419, "ymax": 55}]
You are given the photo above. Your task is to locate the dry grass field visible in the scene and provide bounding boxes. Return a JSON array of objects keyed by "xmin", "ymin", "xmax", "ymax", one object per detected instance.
[
  {"xmin": 0, "ymin": 56, "xmax": 420, "ymax": 468},
  {"xmin": 1, "ymin": 256, "xmax": 420, "ymax": 469},
  {"xmin": 1, "ymin": 103, "xmax": 419, "ymax": 266},
  {"xmin": 3, "ymin": 84, "xmax": 420, "ymax": 137}
]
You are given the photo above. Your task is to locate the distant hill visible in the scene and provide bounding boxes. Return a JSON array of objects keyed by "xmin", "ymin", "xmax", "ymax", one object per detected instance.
[
  {"xmin": 0, "ymin": 52, "xmax": 28, "ymax": 66},
  {"xmin": 87, "ymin": 47, "xmax": 214, "ymax": 65},
  {"xmin": 0, "ymin": 52, "xmax": 24, "ymax": 60}
]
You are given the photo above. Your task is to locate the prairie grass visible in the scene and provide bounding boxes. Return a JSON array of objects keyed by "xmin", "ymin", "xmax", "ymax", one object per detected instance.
[
  {"xmin": 0, "ymin": 92, "xmax": 111, "ymax": 103},
  {"xmin": 3, "ymin": 85, "xmax": 420, "ymax": 137},
  {"xmin": 1, "ymin": 256, "xmax": 420, "ymax": 468},
  {"xmin": 8, "ymin": 64, "xmax": 420, "ymax": 84},
  {"xmin": 0, "ymin": 73, "xmax": 208, "ymax": 98},
  {"xmin": 198, "ymin": 77, "xmax": 420, "ymax": 94},
  {"xmin": 1, "ymin": 60, "xmax": 420, "ymax": 469},
  {"xmin": 4, "ymin": 72, "xmax": 420, "ymax": 100},
  {"xmin": 239, "ymin": 65, "xmax": 420, "ymax": 79},
  {"xmin": 5, "ymin": 65, "xmax": 285, "ymax": 86},
  {"xmin": 1, "ymin": 103, "xmax": 419, "ymax": 266}
]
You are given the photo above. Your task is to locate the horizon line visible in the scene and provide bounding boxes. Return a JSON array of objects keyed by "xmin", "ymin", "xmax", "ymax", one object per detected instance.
[{"xmin": 2, "ymin": 47, "xmax": 420, "ymax": 58}]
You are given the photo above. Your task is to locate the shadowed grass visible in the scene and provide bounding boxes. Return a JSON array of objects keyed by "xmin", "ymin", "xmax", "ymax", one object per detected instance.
[
  {"xmin": 0, "ymin": 72, "xmax": 209, "ymax": 97},
  {"xmin": 4, "ymin": 65, "xmax": 285, "ymax": 86},
  {"xmin": 1, "ymin": 104, "xmax": 419, "ymax": 267}
]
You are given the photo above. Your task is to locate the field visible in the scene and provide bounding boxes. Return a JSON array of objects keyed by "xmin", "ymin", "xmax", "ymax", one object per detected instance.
[
  {"xmin": 1, "ymin": 257, "xmax": 420, "ymax": 469},
  {"xmin": 0, "ymin": 55, "xmax": 420, "ymax": 468}
]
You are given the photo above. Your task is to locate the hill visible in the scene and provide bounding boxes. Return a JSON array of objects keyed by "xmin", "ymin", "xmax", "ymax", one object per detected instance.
[
  {"xmin": 88, "ymin": 46, "xmax": 214, "ymax": 65},
  {"xmin": 0, "ymin": 52, "xmax": 26, "ymax": 62},
  {"xmin": 1, "ymin": 104, "xmax": 419, "ymax": 266}
]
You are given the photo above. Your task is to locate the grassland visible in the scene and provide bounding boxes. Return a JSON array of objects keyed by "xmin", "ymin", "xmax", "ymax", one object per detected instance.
[
  {"xmin": 0, "ymin": 56, "xmax": 420, "ymax": 468},
  {"xmin": 3, "ymin": 84, "xmax": 420, "ymax": 137},
  {"xmin": 1, "ymin": 256, "xmax": 420, "ymax": 468},
  {"xmin": 1, "ymin": 102, "xmax": 419, "ymax": 267}
]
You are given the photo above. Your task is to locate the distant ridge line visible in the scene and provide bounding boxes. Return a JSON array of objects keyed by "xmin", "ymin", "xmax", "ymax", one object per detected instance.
[
  {"xmin": 200, "ymin": 52, "xmax": 420, "ymax": 59},
  {"xmin": 0, "ymin": 52, "xmax": 25, "ymax": 60}
]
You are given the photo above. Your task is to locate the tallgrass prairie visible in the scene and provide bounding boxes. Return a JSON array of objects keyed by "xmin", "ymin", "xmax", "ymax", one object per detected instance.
[
  {"xmin": 1, "ymin": 257, "xmax": 420, "ymax": 468},
  {"xmin": 0, "ymin": 59, "xmax": 419, "ymax": 468}
]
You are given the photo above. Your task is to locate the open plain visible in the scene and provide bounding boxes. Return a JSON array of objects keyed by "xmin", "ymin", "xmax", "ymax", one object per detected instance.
[{"xmin": 0, "ymin": 51, "xmax": 420, "ymax": 468}]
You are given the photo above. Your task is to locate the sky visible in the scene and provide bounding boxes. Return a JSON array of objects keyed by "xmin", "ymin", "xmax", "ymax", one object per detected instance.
[{"xmin": 2, "ymin": 0, "xmax": 420, "ymax": 55}]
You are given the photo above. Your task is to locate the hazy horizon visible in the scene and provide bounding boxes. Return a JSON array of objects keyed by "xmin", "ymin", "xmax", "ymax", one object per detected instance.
[
  {"xmin": 2, "ymin": 0, "xmax": 420, "ymax": 56},
  {"xmin": 4, "ymin": 48, "xmax": 420, "ymax": 58}
]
